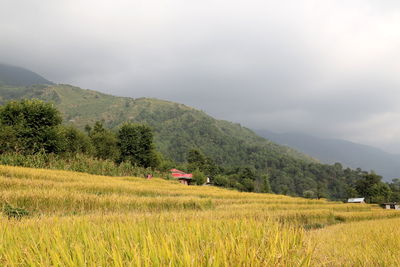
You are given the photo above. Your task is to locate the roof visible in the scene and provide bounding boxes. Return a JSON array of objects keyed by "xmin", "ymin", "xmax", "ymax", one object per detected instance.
[
  {"xmin": 170, "ymin": 169, "xmax": 193, "ymax": 179},
  {"xmin": 170, "ymin": 169, "xmax": 185, "ymax": 174},
  {"xmin": 172, "ymin": 173, "xmax": 193, "ymax": 179},
  {"xmin": 347, "ymin": 198, "xmax": 365, "ymax": 203}
]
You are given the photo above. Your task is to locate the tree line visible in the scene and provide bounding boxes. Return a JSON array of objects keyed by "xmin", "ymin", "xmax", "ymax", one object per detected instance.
[
  {"xmin": 0, "ymin": 99, "xmax": 399, "ymax": 204},
  {"xmin": 0, "ymin": 99, "xmax": 160, "ymax": 169}
]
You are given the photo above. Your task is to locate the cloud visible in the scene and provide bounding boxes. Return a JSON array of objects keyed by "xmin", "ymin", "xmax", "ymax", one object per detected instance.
[{"xmin": 1, "ymin": 0, "xmax": 400, "ymax": 152}]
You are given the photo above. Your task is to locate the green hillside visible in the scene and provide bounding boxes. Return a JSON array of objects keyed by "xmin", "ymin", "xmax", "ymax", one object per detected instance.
[
  {"xmin": 0, "ymin": 83, "xmax": 315, "ymax": 166},
  {"xmin": 1, "ymin": 80, "xmax": 382, "ymax": 200}
]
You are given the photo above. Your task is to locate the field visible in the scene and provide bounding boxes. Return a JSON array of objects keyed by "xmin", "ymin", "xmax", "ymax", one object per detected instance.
[{"xmin": 0, "ymin": 165, "xmax": 399, "ymax": 266}]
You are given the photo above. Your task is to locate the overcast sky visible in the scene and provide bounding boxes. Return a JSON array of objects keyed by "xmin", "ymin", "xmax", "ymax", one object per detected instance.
[{"xmin": 1, "ymin": 0, "xmax": 400, "ymax": 152}]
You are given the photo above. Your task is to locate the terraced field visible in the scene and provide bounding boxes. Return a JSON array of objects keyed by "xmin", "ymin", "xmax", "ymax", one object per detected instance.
[{"xmin": 0, "ymin": 165, "xmax": 399, "ymax": 266}]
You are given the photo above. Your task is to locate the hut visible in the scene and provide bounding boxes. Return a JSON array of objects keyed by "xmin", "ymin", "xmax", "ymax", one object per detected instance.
[
  {"xmin": 382, "ymin": 203, "xmax": 400, "ymax": 210},
  {"xmin": 347, "ymin": 198, "xmax": 365, "ymax": 203},
  {"xmin": 170, "ymin": 169, "xmax": 193, "ymax": 185}
]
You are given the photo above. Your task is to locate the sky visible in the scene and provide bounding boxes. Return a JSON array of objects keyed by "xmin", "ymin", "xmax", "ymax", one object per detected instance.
[{"xmin": 1, "ymin": 0, "xmax": 400, "ymax": 153}]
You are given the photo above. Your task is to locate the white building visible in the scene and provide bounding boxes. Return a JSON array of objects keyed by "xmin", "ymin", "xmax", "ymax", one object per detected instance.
[
  {"xmin": 383, "ymin": 203, "xmax": 400, "ymax": 210},
  {"xmin": 347, "ymin": 198, "xmax": 365, "ymax": 203}
]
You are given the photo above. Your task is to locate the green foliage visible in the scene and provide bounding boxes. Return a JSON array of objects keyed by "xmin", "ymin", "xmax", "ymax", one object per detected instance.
[
  {"xmin": 60, "ymin": 126, "xmax": 93, "ymax": 154},
  {"xmin": 0, "ymin": 99, "xmax": 63, "ymax": 154},
  {"xmin": 88, "ymin": 121, "xmax": 119, "ymax": 161},
  {"xmin": 0, "ymin": 125, "xmax": 17, "ymax": 153},
  {"xmin": 213, "ymin": 175, "xmax": 229, "ymax": 187},
  {"xmin": 0, "ymin": 86, "xmax": 395, "ymax": 201},
  {"xmin": 187, "ymin": 149, "xmax": 219, "ymax": 177},
  {"xmin": 0, "ymin": 153, "xmax": 165, "ymax": 178},
  {"xmin": 254, "ymin": 174, "xmax": 271, "ymax": 193},
  {"xmin": 2, "ymin": 203, "xmax": 29, "ymax": 219},
  {"xmin": 192, "ymin": 169, "xmax": 206, "ymax": 185},
  {"xmin": 355, "ymin": 172, "xmax": 390, "ymax": 203},
  {"xmin": 303, "ymin": 190, "xmax": 315, "ymax": 199},
  {"xmin": 117, "ymin": 123, "xmax": 159, "ymax": 168}
]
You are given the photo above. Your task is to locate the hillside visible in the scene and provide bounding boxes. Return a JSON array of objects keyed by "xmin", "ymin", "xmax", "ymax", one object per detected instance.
[
  {"xmin": 0, "ymin": 64, "xmax": 382, "ymax": 200},
  {"xmin": 1, "ymin": 165, "xmax": 400, "ymax": 266},
  {"xmin": 0, "ymin": 63, "xmax": 53, "ymax": 86},
  {"xmin": 256, "ymin": 130, "xmax": 400, "ymax": 181},
  {"xmin": 0, "ymin": 83, "xmax": 315, "ymax": 166}
]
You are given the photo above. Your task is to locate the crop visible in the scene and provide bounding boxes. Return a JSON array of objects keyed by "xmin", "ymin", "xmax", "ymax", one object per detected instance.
[{"xmin": 0, "ymin": 165, "xmax": 398, "ymax": 266}]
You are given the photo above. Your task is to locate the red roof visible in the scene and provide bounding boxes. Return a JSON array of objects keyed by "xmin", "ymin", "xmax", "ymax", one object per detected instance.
[
  {"xmin": 170, "ymin": 169, "xmax": 193, "ymax": 179},
  {"xmin": 170, "ymin": 169, "xmax": 185, "ymax": 174},
  {"xmin": 171, "ymin": 173, "xmax": 193, "ymax": 179}
]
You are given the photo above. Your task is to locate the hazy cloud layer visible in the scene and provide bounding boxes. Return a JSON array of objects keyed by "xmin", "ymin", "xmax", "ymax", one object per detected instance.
[{"xmin": 1, "ymin": 0, "xmax": 400, "ymax": 152}]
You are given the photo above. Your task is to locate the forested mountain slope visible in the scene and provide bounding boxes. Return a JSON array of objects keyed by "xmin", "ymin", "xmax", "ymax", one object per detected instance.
[
  {"xmin": 256, "ymin": 130, "xmax": 400, "ymax": 181},
  {"xmin": 0, "ymin": 83, "xmax": 315, "ymax": 167},
  {"xmin": 0, "ymin": 64, "xmax": 382, "ymax": 199}
]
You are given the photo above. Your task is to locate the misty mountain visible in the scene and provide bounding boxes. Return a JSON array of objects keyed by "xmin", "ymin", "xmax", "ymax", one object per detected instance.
[
  {"xmin": 255, "ymin": 130, "xmax": 400, "ymax": 181},
  {"xmin": 0, "ymin": 63, "xmax": 53, "ymax": 87},
  {"xmin": 0, "ymin": 82, "xmax": 314, "ymax": 167}
]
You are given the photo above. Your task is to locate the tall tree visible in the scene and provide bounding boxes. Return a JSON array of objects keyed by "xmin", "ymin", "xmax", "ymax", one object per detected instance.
[
  {"xmin": 88, "ymin": 121, "xmax": 119, "ymax": 160},
  {"xmin": 355, "ymin": 172, "xmax": 390, "ymax": 203},
  {"xmin": 117, "ymin": 123, "xmax": 159, "ymax": 168},
  {"xmin": 0, "ymin": 99, "xmax": 62, "ymax": 154}
]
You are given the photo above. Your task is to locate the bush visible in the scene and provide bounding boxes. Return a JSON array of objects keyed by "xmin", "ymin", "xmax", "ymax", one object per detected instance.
[
  {"xmin": 2, "ymin": 203, "xmax": 29, "ymax": 219},
  {"xmin": 192, "ymin": 169, "xmax": 206, "ymax": 185},
  {"xmin": 303, "ymin": 190, "xmax": 315, "ymax": 199},
  {"xmin": 213, "ymin": 175, "xmax": 229, "ymax": 187},
  {"xmin": 0, "ymin": 99, "xmax": 63, "ymax": 154}
]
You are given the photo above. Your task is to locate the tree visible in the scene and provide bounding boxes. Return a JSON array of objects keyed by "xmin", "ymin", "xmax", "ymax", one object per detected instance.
[
  {"xmin": 0, "ymin": 99, "xmax": 63, "ymax": 154},
  {"xmin": 187, "ymin": 149, "xmax": 206, "ymax": 169},
  {"xmin": 261, "ymin": 174, "xmax": 271, "ymax": 193},
  {"xmin": 213, "ymin": 175, "xmax": 229, "ymax": 187},
  {"xmin": 60, "ymin": 126, "xmax": 93, "ymax": 154},
  {"xmin": 0, "ymin": 126, "xmax": 17, "ymax": 153},
  {"xmin": 187, "ymin": 149, "xmax": 219, "ymax": 177},
  {"xmin": 389, "ymin": 178, "xmax": 400, "ymax": 202},
  {"xmin": 192, "ymin": 169, "xmax": 206, "ymax": 185},
  {"xmin": 355, "ymin": 172, "xmax": 390, "ymax": 203},
  {"xmin": 88, "ymin": 121, "xmax": 119, "ymax": 160},
  {"xmin": 254, "ymin": 174, "xmax": 271, "ymax": 193},
  {"xmin": 117, "ymin": 123, "xmax": 159, "ymax": 168}
]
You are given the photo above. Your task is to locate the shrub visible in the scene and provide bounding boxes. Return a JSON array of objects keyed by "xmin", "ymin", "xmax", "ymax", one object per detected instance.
[{"xmin": 2, "ymin": 203, "xmax": 29, "ymax": 219}]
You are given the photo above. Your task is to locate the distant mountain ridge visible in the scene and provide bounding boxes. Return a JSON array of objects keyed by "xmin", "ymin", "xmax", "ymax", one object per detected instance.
[
  {"xmin": 255, "ymin": 130, "xmax": 400, "ymax": 181},
  {"xmin": 0, "ymin": 63, "xmax": 53, "ymax": 86},
  {"xmin": 0, "ymin": 62, "xmax": 315, "ymax": 168}
]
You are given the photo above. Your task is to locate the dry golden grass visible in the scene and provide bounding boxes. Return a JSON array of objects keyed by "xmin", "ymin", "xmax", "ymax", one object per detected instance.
[
  {"xmin": 310, "ymin": 218, "xmax": 400, "ymax": 266},
  {"xmin": 0, "ymin": 165, "xmax": 399, "ymax": 266}
]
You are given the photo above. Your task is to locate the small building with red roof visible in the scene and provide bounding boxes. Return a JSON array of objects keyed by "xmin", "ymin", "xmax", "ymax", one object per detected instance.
[{"xmin": 170, "ymin": 169, "xmax": 193, "ymax": 185}]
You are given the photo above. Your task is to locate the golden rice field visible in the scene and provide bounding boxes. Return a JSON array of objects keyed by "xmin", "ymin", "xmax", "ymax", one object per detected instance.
[{"xmin": 0, "ymin": 165, "xmax": 399, "ymax": 266}]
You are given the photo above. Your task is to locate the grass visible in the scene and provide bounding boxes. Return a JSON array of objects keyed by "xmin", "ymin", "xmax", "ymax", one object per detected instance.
[
  {"xmin": 310, "ymin": 218, "xmax": 400, "ymax": 266},
  {"xmin": 0, "ymin": 152, "xmax": 164, "ymax": 178},
  {"xmin": 0, "ymin": 165, "xmax": 398, "ymax": 266}
]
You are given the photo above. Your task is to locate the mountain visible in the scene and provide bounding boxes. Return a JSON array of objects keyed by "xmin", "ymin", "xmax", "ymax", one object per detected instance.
[
  {"xmin": 0, "ymin": 63, "xmax": 53, "ymax": 87},
  {"xmin": 1, "ymin": 64, "xmax": 376, "ymax": 199},
  {"xmin": 255, "ymin": 130, "xmax": 400, "ymax": 181},
  {"xmin": 0, "ymin": 82, "xmax": 315, "ymax": 166}
]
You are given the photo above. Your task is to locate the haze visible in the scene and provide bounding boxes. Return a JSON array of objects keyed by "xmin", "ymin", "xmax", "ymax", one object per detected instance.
[{"xmin": 1, "ymin": 0, "xmax": 400, "ymax": 153}]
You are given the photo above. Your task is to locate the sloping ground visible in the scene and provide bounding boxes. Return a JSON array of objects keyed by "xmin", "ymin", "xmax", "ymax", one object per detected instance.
[
  {"xmin": 0, "ymin": 83, "xmax": 315, "ymax": 164},
  {"xmin": 256, "ymin": 130, "xmax": 400, "ymax": 181},
  {"xmin": 0, "ymin": 166, "xmax": 399, "ymax": 266}
]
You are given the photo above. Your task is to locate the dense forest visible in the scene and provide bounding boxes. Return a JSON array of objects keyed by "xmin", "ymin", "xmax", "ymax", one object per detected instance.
[{"xmin": 0, "ymin": 99, "xmax": 398, "ymax": 203}]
